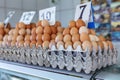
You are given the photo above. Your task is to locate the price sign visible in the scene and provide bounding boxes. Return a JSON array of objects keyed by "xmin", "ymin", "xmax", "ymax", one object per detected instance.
[
  {"xmin": 4, "ymin": 11, "xmax": 15, "ymax": 24},
  {"xmin": 75, "ymin": 2, "xmax": 95, "ymax": 28},
  {"xmin": 39, "ymin": 7, "xmax": 56, "ymax": 25},
  {"xmin": 75, "ymin": 2, "xmax": 91, "ymax": 22},
  {"xmin": 20, "ymin": 11, "xmax": 36, "ymax": 24}
]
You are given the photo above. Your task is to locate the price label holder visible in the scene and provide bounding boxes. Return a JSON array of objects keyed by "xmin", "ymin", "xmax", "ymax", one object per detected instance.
[
  {"xmin": 39, "ymin": 7, "xmax": 56, "ymax": 25},
  {"xmin": 20, "ymin": 11, "xmax": 36, "ymax": 24},
  {"xmin": 4, "ymin": 11, "xmax": 15, "ymax": 25},
  {"xmin": 74, "ymin": 2, "xmax": 95, "ymax": 29}
]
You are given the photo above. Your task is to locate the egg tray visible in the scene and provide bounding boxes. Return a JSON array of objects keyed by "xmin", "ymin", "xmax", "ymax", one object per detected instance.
[{"xmin": 0, "ymin": 45, "xmax": 117, "ymax": 74}]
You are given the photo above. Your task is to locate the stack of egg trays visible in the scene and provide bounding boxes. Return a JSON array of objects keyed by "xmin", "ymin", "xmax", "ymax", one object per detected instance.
[
  {"xmin": 0, "ymin": 45, "xmax": 117, "ymax": 74},
  {"xmin": 47, "ymin": 45, "xmax": 118, "ymax": 74}
]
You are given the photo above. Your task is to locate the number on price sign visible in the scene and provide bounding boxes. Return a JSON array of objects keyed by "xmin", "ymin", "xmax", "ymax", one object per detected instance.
[
  {"xmin": 20, "ymin": 11, "xmax": 36, "ymax": 24},
  {"xmin": 4, "ymin": 11, "xmax": 15, "ymax": 24},
  {"xmin": 39, "ymin": 7, "xmax": 56, "ymax": 25},
  {"xmin": 74, "ymin": 2, "xmax": 91, "ymax": 22}
]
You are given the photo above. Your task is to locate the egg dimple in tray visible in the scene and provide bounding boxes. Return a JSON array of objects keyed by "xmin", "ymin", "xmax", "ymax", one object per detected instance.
[{"xmin": 0, "ymin": 44, "xmax": 117, "ymax": 74}]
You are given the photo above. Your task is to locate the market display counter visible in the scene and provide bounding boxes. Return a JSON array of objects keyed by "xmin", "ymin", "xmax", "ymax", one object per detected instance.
[
  {"xmin": 0, "ymin": 42, "xmax": 119, "ymax": 80},
  {"xmin": 0, "ymin": 61, "xmax": 87, "ymax": 80}
]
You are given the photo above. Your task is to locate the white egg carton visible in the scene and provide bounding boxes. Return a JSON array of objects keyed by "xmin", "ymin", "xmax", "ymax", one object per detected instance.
[{"xmin": 0, "ymin": 44, "xmax": 117, "ymax": 74}]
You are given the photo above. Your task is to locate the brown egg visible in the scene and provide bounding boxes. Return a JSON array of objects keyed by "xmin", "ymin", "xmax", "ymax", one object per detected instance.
[
  {"xmin": 11, "ymin": 41, "xmax": 16, "ymax": 47},
  {"xmin": 30, "ymin": 34, "xmax": 36, "ymax": 41},
  {"xmin": 82, "ymin": 41, "xmax": 92, "ymax": 51},
  {"xmin": 36, "ymin": 34, "xmax": 42, "ymax": 41},
  {"xmin": 63, "ymin": 28, "xmax": 70, "ymax": 35},
  {"xmin": 57, "ymin": 26, "xmax": 64, "ymax": 33},
  {"xmin": 97, "ymin": 41, "xmax": 104, "ymax": 49},
  {"xmin": 26, "ymin": 24, "xmax": 31, "ymax": 29},
  {"xmin": 42, "ymin": 33, "xmax": 50, "ymax": 41},
  {"xmin": 30, "ymin": 40, "xmax": 36, "ymax": 47},
  {"xmin": 91, "ymin": 41, "xmax": 98, "ymax": 51},
  {"xmin": 73, "ymin": 41, "xmax": 82, "ymax": 49},
  {"xmin": 17, "ymin": 35, "xmax": 24, "ymax": 42},
  {"xmin": 24, "ymin": 40, "xmax": 30, "ymax": 47},
  {"xmin": 89, "ymin": 34, "xmax": 96, "ymax": 41},
  {"xmin": 31, "ymin": 27, "xmax": 36, "ymax": 35},
  {"xmin": 25, "ymin": 35, "xmax": 30, "ymax": 41},
  {"xmin": 44, "ymin": 26, "xmax": 51, "ymax": 34},
  {"xmin": 72, "ymin": 34, "xmax": 80, "ymax": 42},
  {"xmin": 70, "ymin": 27, "xmax": 78, "ymax": 35},
  {"xmin": 0, "ymin": 35, "xmax": 3, "ymax": 41},
  {"xmin": 76, "ymin": 19, "xmax": 86, "ymax": 28},
  {"xmin": 55, "ymin": 34, "xmax": 63, "ymax": 42},
  {"xmin": 63, "ymin": 34, "xmax": 71, "ymax": 43},
  {"xmin": 80, "ymin": 33, "xmax": 90, "ymax": 42},
  {"xmin": 102, "ymin": 41, "xmax": 109, "ymax": 50},
  {"xmin": 36, "ymin": 20, "xmax": 42, "ymax": 27},
  {"xmin": 41, "ymin": 20, "xmax": 49, "ymax": 27},
  {"xmin": 36, "ymin": 26, "xmax": 43, "ymax": 34},
  {"xmin": 69, "ymin": 20, "xmax": 76, "ymax": 28},
  {"xmin": 8, "ymin": 29, "xmax": 14, "ymax": 35},
  {"xmin": 98, "ymin": 35, "xmax": 106, "ymax": 41},
  {"xmin": 19, "ymin": 41, "xmax": 24, "ymax": 47},
  {"xmin": 19, "ymin": 28, "xmax": 26, "ymax": 35},
  {"xmin": 42, "ymin": 41, "xmax": 49, "ymax": 49},
  {"xmin": 51, "ymin": 34, "xmax": 56, "ymax": 40},
  {"xmin": 13, "ymin": 29, "xmax": 19, "ymax": 35},
  {"xmin": 4, "ymin": 28, "xmax": 9, "ymax": 34},
  {"xmin": 3, "ymin": 35, "xmax": 8, "ymax": 41},
  {"xmin": 36, "ymin": 41, "xmax": 42, "ymax": 48},
  {"xmin": 107, "ymin": 41, "xmax": 113, "ymax": 49},
  {"xmin": 0, "ymin": 22, "xmax": 4, "ymax": 29},
  {"xmin": 26, "ymin": 29, "xmax": 31, "ymax": 35},
  {"xmin": 57, "ymin": 32, "xmax": 62, "ymax": 35},
  {"xmin": 30, "ymin": 23, "xmax": 36, "ymax": 28},
  {"xmin": 56, "ymin": 41, "xmax": 64, "ymax": 49},
  {"xmin": 79, "ymin": 26, "xmax": 88, "ymax": 34},
  {"xmin": 65, "ymin": 41, "xmax": 72, "ymax": 49},
  {"xmin": 55, "ymin": 21, "xmax": 61, "ymax": 27},
  {"xmin": 51, "ymin": 26, "xmax": 57, "ymax": 34},
  {"xmin": 12, "ymin": 35, "xmax": 17, "ymax": 41},
  {"xmin": 90, "ymin": 29, "xmax": 96, "ymax": 35},
  {"xmin": 18, "ymin": 22, "xmax": 25, "ymax": 29},
  {"xmin": 0, "ymin": 29, "xmax": 5, "ymax": 35},
  {"xmin": 49, "ymin": 40, "xmax": 56, "ymax": 49},
  {"xmin": 8, "ymin": 35, "xmax": 12, "ymax": 42}
]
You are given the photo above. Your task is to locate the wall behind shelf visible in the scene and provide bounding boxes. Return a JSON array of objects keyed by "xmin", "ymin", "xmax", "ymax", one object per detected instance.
[{"xmin": 0, "ymin": 0, "xmax": 49, "ymax": 27}]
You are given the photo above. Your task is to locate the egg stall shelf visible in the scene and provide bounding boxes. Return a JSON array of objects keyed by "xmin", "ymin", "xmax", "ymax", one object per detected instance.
[{"xmin": 0, "ymin": 43, "xmax": 117, "ymax": 80}]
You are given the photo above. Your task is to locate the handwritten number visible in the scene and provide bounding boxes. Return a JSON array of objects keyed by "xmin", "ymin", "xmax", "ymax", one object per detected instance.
[
  {"xmin": 79, "ymin": 5, "xmax": 87, "ymax": 19},
  {"xmin": 46, "ymin": 11, "xmax": 51, "ymax": 21}
]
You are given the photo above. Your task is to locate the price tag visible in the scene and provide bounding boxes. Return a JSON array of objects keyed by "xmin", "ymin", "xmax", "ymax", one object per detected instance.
[
  {"xmin": 20, "ymin": 11, "xmax": 36, "ymax": 24},
  {"xmin": 75, "ymin": 2, "xmax": 91, "ymax": 22},
  {"xmin": 4, "ymin": 11, "xmax": 15, "ymax": 24},
  {"xmin": 74, "ymin": 2, "xmax": 95, "ymax": 28},
  {"xmin": 39, "ymin": 7, "xmax": 56, "ymax": 25}
]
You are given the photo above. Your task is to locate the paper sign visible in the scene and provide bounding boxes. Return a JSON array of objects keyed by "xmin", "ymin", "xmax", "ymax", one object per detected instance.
[
  {"xmin": 75, "ymin": 2, "xmax": 91, "ymax": 21},
  {"xmin": 39, "ymin": 7, "xmax": 56, "ymax": 25},
  {"xmin": 4, "ymin": 11, "xmax": 15, "ymax": 24},
  {"xmin": 75, "ymin": 2, "xmax": 95, "ymax": 28},
  {"xmin": 20, "ymin": 11, "xmax": 36, "ymax": 24}
]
